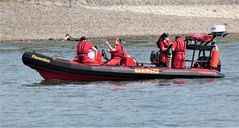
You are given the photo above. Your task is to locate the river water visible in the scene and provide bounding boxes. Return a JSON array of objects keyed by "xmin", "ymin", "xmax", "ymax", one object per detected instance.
[{"xmin": 1, "ymin": 39, "xmax": 239, "ymax": 127}]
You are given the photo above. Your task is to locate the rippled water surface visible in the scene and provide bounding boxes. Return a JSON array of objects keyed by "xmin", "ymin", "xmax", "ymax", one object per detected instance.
[{"xmin": 1, "ymin": 39, "xmax": 239, "ymax": 127}]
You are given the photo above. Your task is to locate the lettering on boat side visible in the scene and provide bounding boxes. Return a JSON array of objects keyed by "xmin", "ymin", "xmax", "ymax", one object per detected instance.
[
  {"xmin": 135, "ymin": 68, "xmax": 160, "ymax": 74},
  {"xmin": 31, "ymin": 55, "xmax": 50, "ymax": 63}
]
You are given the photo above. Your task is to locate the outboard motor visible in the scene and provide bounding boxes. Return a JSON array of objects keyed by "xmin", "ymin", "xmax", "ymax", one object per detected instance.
[
  {"xmin": 150, "ymin": 51, "xmax": 163, "ymax": 66},
  {"xmin": 150, "ymin": 51, "xmax": 156, "ymax": 62}
]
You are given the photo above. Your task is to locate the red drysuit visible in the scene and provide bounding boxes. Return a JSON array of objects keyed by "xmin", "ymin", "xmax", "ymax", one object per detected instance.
[
  {"xmin": 105, "ymin": 43, "xmax": 123, "ymax": 65},
  {"xmin": 172, "ymin": 37, "xmax": 186, "ymax": 69},
  {"xmin": 75, "ymin": 40, "xmax": 94, "ymax": 63},
  {"xmin": 156, "ymin": 38, "xmax": 171, "ymax": 67}
]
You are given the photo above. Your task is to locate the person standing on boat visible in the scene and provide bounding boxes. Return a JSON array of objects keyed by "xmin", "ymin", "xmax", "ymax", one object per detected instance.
[
  {"xmin": 105, "ymin": 38, "xmax": 124, "ymax": 65},
  {"xmin": 172, "ymin": 36, "xmax": 186, "ymax": 69},
  {"xmin": 75, "ymin": 36, "xmax": 98, "ymax": 64},
  {"xmin": 156, "ymin": 32, "xmax": 171, "ymax": 67}
]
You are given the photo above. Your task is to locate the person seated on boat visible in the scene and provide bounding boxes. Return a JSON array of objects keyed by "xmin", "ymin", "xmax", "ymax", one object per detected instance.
[
  {"xmin": 104, "ymin": 38, "xmax": 124, "ymax": 65},
  {"xmin": 75, "ymin": 36, "xmax": 99, "ymax": 64},
  {"xmin": 172, "ymin": 36, "xmax": 186, "ymax": 69},
  {"xmin": 156, "ymin": 32, "xmax": 172, "ymax": 67}
]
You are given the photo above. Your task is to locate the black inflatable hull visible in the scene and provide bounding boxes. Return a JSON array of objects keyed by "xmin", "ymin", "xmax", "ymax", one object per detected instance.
[{"xmin": 22, "ymin": 52, "xmax": 224, "ymax": 81}]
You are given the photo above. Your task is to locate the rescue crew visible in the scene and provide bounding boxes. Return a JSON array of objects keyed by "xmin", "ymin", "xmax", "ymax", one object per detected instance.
[
  {"xmin": 75, "ymin": 36, "xmax": 98, "ymax": 64},
  {"xmin": 105, "ymin": 38, "xmax": 124, "ymax": 65},
  {"xmin": 172, "ymin": 36, "xmax": 187, "ymax": 69},
  {"xmin": 156, "ymin": 32, "xmax": 171, "ymax": 67}
]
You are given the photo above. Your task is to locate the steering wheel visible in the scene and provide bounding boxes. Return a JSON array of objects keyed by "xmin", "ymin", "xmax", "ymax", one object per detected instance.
[{"xmin": 101, "ymin": 49, "xmax": 109, "ymax": 61}]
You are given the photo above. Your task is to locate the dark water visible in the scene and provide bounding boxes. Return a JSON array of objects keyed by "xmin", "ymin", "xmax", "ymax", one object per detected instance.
[{"xmin": 1, "ymin": 39, "xmax": 239, "ymax": 127}]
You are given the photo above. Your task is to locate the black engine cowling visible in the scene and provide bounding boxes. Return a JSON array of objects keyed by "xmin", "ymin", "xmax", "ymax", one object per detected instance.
[{"xmin": 150, "ymin": 51, "xmax": 166, "ymax": 67}]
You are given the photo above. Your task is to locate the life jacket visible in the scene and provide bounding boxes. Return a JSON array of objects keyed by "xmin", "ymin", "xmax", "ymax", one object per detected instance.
[
  {"xmin": 172, "ymin": 38, "xmax": 186, "ymax": 53},
  {"xmin": 76, "ymin": 41, "xmax": 94, "ymax": 55},
  {"xmin": 157, "ymin": 38, "xmax": 171, "ymax": 54},
  {"xmin": 75, "ymin": 41, "xmax": 94, "ymax": 62},
  {"xmin": 111, "ymin": 43, "xmax": 123, "ymax": 58}
]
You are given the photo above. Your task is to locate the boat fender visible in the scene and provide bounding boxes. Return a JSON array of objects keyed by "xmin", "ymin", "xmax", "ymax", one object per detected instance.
[{"xmin": 210, "ymin": 45, "xmax": 220, "ymax": 68}]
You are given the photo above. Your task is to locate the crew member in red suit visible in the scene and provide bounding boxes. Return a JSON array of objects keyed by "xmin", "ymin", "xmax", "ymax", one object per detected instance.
[
  {"xmin": 156, "ymin": 32, "xmax": 171, "ymax": 67},
  {"xmin": 75, "ymin": 36, "xmax": 98, "ymax": 64},
  {"xmin": 172, "ymin": 36, "xmax": 187, "ymax": 69},
  {"xmin": 105, "ymin": 38, "xmax": 124, "ymax": 65}
]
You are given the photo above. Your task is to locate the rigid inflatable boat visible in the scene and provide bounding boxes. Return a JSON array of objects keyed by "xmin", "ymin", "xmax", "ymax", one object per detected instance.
[
  {"xmin": 22, "ymin": 51, "xmax": 224, "ymax": 81},
  {"xmin": 22, "ymin": 25, "xmax": 227, "ymax": 81}
]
